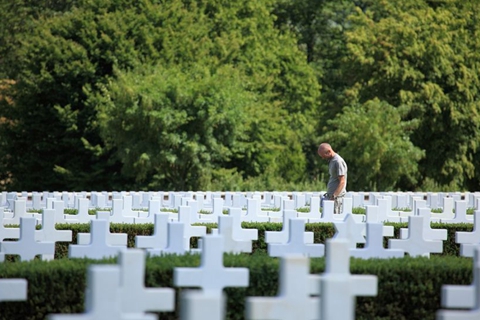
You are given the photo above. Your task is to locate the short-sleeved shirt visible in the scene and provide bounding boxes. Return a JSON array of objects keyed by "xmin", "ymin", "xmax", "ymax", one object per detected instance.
[{"xmin": 327, "ymin": 153, "xmax": 348, "ymax": 196}]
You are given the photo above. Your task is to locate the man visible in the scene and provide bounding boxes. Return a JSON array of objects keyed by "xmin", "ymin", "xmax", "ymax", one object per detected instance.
[{"xmin": 317, "ymin": 143, "xmax": 347, "ymax": 214}]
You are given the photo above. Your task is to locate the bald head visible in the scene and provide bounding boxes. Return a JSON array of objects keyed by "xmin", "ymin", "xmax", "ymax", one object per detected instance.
[{"xmin": 318, "ymin": 143, "xmax": 335, "ymax": 160}]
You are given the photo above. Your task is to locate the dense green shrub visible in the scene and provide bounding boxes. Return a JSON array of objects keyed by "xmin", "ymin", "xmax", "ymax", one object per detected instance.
[{"xmin": 0, "ymin": 254, "xmax": 473, "ymax": 320}]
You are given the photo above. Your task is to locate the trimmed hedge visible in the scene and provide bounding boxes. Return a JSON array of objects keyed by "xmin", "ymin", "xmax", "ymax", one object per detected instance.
[
  {"xmin": 0, "ymin": 221, "xmax": 475, "ymax": 319},
  {"xmin": 0, "ymin": 254, "xmax": 473, "ymax": 320},
  {"xmin": 46, "ymin": 221, "xmax": 470, "ymax": 258}
]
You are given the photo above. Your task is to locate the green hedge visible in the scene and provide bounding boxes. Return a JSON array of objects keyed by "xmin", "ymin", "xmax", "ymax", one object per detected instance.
[
  {"xmin": 0, "ymin": 254, "xmax": 473, "ymax": 320},
  {"xmin": 2, "ymin": 221, "xmax": 473, "ymax": 260},
  {"xmin": 49, "ymin": 221, "xmax": 470, "ymax": 258},
  {"xmin": 0, "ymin": 221, "xmax": 475, "ymax": 319}
]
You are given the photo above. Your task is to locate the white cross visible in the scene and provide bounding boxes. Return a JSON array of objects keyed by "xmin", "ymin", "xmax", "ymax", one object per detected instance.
[
  {"xmin": 119, "ymin": 249, "xmax": 175, "ymax": 313},
  {"xmin": 400, "ymin": 208, "xmax": 447, "ymax": 241},
  {"xmin": 35, "ymin": 208, "xmax": 72, "ymax": 260},
  {"xmin": 268, "ymin": 218, "xmax": 325, "ymax": 258},
  {"xmin": 148, "ymin": 222, "xmax": 190, "ymax": 256},
  {"xmin": 77, "ymin": 211, "xmax": 127, "ymax": 246},
  {"xmin": 47, "ymin": 265, "xmax": 156, "ymax": 320},
  {"xmin": 0, "ymin": 207, "xmax": 20, "ymax": 241},
  {"xmin": 135, "ymin": 213, "xmax": 169, "ymax": 249},
  {"xmin": 213, "ymin": 215, "xmax": 252, "ymax": 254},
  {"xmin": 64, "ymin": 198, "xmax": 94, "ymax": 224},
  {"xmin": 68, "ymin": 219, "xmax": 126, "ymax": 259},
  {"xmin": 228, "ymin": 208, "xmax": 258, "ymax": 241},
  {"xmin": 246, "ymin": 255, "xmax": 320, "ymax": 319},
  {"xmin": 178, "ymin": 206, "xmax": 206, "ymax": 250},
  {"xmin": 174, "ymin": 234, "xmax": 249, "ymax": 295},
  {"xmin": 457, "ymin": 210, "xmax": 480, "ymax": 257},
  {"xmin": 1, "ymin": 217, "xmax": 55, "ymax": 261},
  {"xmin": 320, "ymin": 239, "xmax": 378, "ymax": 320},
  {"xmin": 437, "ymin": 246, "xmax": 480, "ymax": 319},
  {"xmin": 265, "ymin": 210, "xmax": 313, "ymax": 244},
  {"xmin": 389, "ymin": 215, "xmax": 443, "ymax": 257},
  {"xmin": 351, "ymin": 222, "xmax": 404, "ymax": 259}
]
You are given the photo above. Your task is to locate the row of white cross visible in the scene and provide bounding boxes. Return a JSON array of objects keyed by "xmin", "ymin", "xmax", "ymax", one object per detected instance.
[
  {"xmin": 2, "ymin": 191, "xmax": 480, "ymax": 225},
  {"xmin": 2, "ymin": 190, "xmax": 480, "ymax": 211},
  {"xmin": 1, "ymin": 197, "xmax": 480, "ymax": 262},
  {"xmin": 1, "ymin": 191, "xmax": 480, "ymax": 319},
  {"xmin": 2, "ymin": 235, "xmax": 479, "ymax": 319}
]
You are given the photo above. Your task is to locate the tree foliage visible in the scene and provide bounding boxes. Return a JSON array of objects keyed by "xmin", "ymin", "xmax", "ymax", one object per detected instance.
[
  {"xmin": 275, "ymin": 0, "xmax": 480, "ymax": 191},
  {"xmin": 341, "ymin": 0, "xmax": 480, "ymax": 190},
  {"xmin": 0, "ymin": 0, "xmax": 320, "ymax": 191},
  {"xmin": 1, "ymin": 0, "xmax": 479, "ymax": 192},
  {"xmin": 320, "ymin": 99, "xmax": 424, "ymax": 191}
]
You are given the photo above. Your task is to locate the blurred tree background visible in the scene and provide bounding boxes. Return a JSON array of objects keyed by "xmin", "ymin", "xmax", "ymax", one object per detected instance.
[{"xmin": 0, "ymin": 0, "xmax": 479, "ymax": 192}]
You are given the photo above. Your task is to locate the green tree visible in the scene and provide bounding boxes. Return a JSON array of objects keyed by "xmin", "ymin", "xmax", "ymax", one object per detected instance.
[
  {"xmin": 342, "ymin": 0, "xmax": 480, "ymax": 190},
  {"xmin": 320, "ymin": 99, "xmax": 424, "ymax": 191},
  {"xmin": 0, "ymin": 0, "xmax": 320, "ymax": 191}
]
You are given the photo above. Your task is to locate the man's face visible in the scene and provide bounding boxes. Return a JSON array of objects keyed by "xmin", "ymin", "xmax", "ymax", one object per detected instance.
[{"xmin": 318, "ymin": 147, "xmax": 332, "ymax": 160}]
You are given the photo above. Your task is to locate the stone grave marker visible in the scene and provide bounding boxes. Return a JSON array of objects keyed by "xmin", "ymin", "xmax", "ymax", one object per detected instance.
[
  {"xmin": 135, "ymin": 199, "xmax": 160, "ymax": 224},
  {"xmin": 427, "ymin": 192, "xmax": 440, "ymax": 210},
  {"xmin": 174, "ymin": 234, "xmax": 249, "ymax": 294},
  {"xmin": 135, "ymin": 213, "xmax": 169, "ymax": 249},
  {"xmin": 243, "ymin": 198, "xmax": 269, "ymax": 223},
  {"xmin": 212, "ymin": 215, "xmax": 252, "ymax": 254},
  {"xmin": 226, "ymin": 207, "xmax": 257, "ymax": 242},
  {"xmin": 467, "ymin": 193, "xmax": 480, "ymax": 208},
  {"xmin": 265, "ymin": 208, "xmax": 314, "ymax": 245},
  {"xmin": 436, "ymin": 245, "xmax": 480, "ymax": 319},
  {"xmin": 109, "ymin": 198, "xmax": 135, "ymax": 223},
  {"xmin": 297, "ymin": 196, "xmax": 321, "ymax": 220},
  {"xmin": 293, "ymin": 193, "xmax": 306, "ymax": 209},
  {"xmin": 342, "ymin": 197, "xmax": 354, "ymax": 215},
  {"xmin": 0, "ymin": 278, "xmax": 28, "ymax": 302},
  {"xmin": 180, "ymin": 290, "xmax": 227, "ymax": 320},
  {"xmin": 32, "ymin": 192, "xmax": 42, "ymax": 210},
  {"xmin": 48, "ymin": 265, "xmax": 156, "ymax": 320},
  {"xmin": 400, "ymin": 207, "xmax": 448, "ymax": 241},
  {"xmin": 69, "ymin": 219, "xmax": 126, "ymax": 259},
  {"xmin": 433, "ymin": 197, "xmax": 455, "ymax": 221},
  {"xmin": 0, "ymin": 207, "xmax": 20, "ymax": 241},
  {"xmin": 389, "ymin": 215, "xmax": 443, "ymax": 258},
  {"xmin": 262, "ymin": 192, "xmax": 273, "ymax": 207},
  {"xmin": 148, "ymin": 222, "xmax": 191, "ymax": 256},
  {"xmin": 233, "ymin": 193, "xmax": 246, "ymax": 209},
  {"xmin": 350, "ymin": 222, "xmax": 404, "ymax": 259},
  {"xmin": 245, "ymin": 255, "xmax": 320, "ymax": 320},
  {"xmin": 268, "ymin": 218, "xmax": 325, "ymax": 258},
  {"xmin": 0, "ymin": 216, "xmax": 55, "ymax": 261},
  {"xmin": 375, "ymin": 197, "xmax": 401, "ymax": 223},
  {"xmin": 131, "ymin": 192, "xmax": 143, "ymax": 209},
  {"xmin": 178, "ymin": 206, "xmax": 206, "ymax": 250},
  {"xmin": 456, "ymin": 210, "xmax": 480, "ymax": 257},
  {"xmin": 320, "ymin": 238, "xmax": 378, "ymax": 320},
  {"xmin": 35, "ymin": 208, "xmax": 73, "ymax": 259},
  {"xmin": 333, "ymin": 213, "xmax": 366, "ymax": 249},
  {"xmin": 441, "ymin": 200, "xmax": 473, "ymax": 224},
  {"xmin": 3, "ymin": 198, "xmax": 38, "ymax": 225},
  {"xmin": 365, "ymin": 205, "xmax": 394, "ymax": 237},
  {"xmin": 0, "ymin": 191, "xmax": 6, "ymax": 207},
  {"xmin": 77, "ymin": 211, "xmax": 127, "ymax": 246},
  {"xmin": 64, "ymin": 198, "xmax": 94, "ymax": 224},
  {"xmin": 6, "ymin": 192, "xmax": 17, "ymax": 211},
  {"xmin": 90, "ymin": 192, "xmax": 107, "ymax": 209},
  {"xmin": 199, "ymin": 197, "xmax": 224, "ymax": 223},
  {"xmin": 119, "ymin": 249, "xmax": 175, "ymax": 314}
]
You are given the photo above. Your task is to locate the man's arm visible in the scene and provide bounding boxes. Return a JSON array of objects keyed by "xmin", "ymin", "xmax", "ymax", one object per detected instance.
[{"xmin": 333, "ymin": 175, "xmax": 346, "ymax": 198}]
